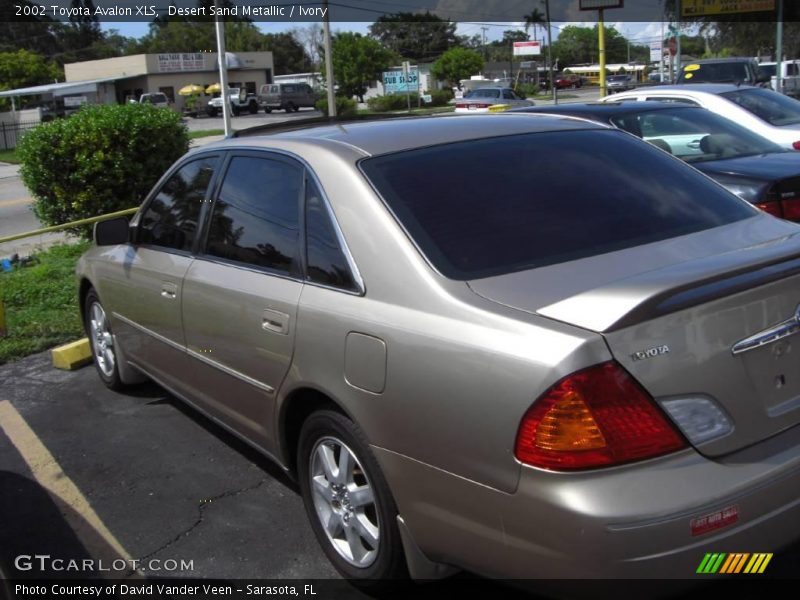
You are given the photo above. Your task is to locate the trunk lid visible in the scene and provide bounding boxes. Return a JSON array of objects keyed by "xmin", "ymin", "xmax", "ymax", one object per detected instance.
[{"xmin": 468, "ymin": 215, "xmax": 800, "ymax": 456}]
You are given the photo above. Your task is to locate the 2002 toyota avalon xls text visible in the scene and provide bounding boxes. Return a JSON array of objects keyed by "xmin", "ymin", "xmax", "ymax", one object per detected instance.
[{"xmin": 77, "ymin": 114, "xmax": 800, "ymax": 584}]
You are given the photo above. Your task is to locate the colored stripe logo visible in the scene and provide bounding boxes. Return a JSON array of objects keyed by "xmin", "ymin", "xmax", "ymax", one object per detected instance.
[{"xmin": 697, "ymin": 553, "xmax": 773, "ymax": 574}]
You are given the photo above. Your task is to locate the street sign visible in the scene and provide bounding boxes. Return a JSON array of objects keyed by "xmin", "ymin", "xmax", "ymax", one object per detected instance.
[
  {"xmin": 667, "ymin": 37, "xmax": 677, "ymax": 56},
  {"xmin": 650, "ymin": 42, "xmax": 663, "ymax": 62},
  {"xmin": 382, "ymin": 69, "xmax": 419, "ymax": 94},
  {"xmin": 681, "ymin": 0, "xmax": 774, "ymax": 17},
  {"xmin": 579, "ymin": 0, "xmax": 623, "ymax": 9},
  {"xmin": 513, "ymin": 41, "xmax": 541, "ymax": 56}
]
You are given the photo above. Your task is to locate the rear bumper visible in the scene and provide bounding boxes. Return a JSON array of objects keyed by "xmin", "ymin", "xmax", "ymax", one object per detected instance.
[{"xmin": 374, "ymin": 424, "xmax": 800, "ymax": 579}]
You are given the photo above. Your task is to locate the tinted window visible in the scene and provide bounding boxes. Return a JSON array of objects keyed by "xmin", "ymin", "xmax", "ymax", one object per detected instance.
[
  {"xmin": 611, "ymin": 107, "xmax": 784, "ymax": 162},
  {"xmin": 305, "ymin": 179, "xmax": 356, "ymax": 290},
  {"xmin": 139, "ymin": 157, "xmax": 215, "ymax": 251},
  {"xmin": 646, "ymin": 96, "xmax": 700, "ymax": 106},
  {"xmin": 206, "ymin": 156, "xmax": 302, "ymax": 273},
  {"xmin": 720, "ymin": 87, "xmax": 800, "ymax": 126},
  {"xmin": 467, "ymin": 89, "xmax": 501, "ymax": 99},
  {"xmin": 679, "ymin": 62, "xmax": 750, "ymax": 83},
  {"xmin": 361, "ymin": 130, "xmax": 755, "ymax": 280}
]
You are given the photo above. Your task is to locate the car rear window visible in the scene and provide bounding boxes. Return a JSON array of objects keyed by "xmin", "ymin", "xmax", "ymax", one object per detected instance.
[
  {"xmin": 360, "ymin": 130, "xmax": 755, "ymax": 280},
  {"xmin": 720, "ymin": 87, "xmax": 800, "ymax": 126}
]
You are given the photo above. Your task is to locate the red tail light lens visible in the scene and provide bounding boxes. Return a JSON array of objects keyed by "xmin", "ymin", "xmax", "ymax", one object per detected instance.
[
  {"xmin": 515, "ymin": 362, "xmax": 687, "ymax": 470},
  {"xmin": 792, "ymin": 141, "xmax": 800, "ymax": 150},
  {"xmin": 780, "ymin": 194, "xmax": 800, "ymax": 221},
  {"xmin": 756, "ymin": 200, "xmax": 783, "ymax": 218}
]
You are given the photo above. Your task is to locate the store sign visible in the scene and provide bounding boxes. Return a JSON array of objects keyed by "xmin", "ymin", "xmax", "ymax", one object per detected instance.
[
  {"xmin": 650, "ymin": 42, "xmax": 663, "ymax": 62},
  {"xmin": 383, "ymin": 69, "xmax": 419, "ymax": 94},
  {"xmin": 681, "ymin": 0, "xmax": 774, "ymax": 17},
  {"xmin": 157, "ymin": 53, "xmax": 206, "ymax": 72},
  {"xmin": 513, "ymin": 41, "xmax": 541, "ymax": 56},
  {"xmin": 63, "ymin": 96, "xmax": 87, "ymax": 107}
]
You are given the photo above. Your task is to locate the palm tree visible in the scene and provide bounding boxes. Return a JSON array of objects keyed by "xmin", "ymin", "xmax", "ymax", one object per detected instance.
[{"xmin": 524, "ymin": 8, "xmax": 546, "ymax": 42}]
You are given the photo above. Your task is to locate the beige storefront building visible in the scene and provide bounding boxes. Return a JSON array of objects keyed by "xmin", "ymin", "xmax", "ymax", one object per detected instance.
[{"xmin": 64, "ymin": 52, "xmax": 275, "ymax": 112}]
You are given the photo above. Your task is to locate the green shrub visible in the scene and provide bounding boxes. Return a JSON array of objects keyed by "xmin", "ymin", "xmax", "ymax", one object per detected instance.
[
  {"xmin": 315, "ymin": 96, "xmax": 358, "ymax": 116},
  {"xmin": 366, "ymin": 94, "xmax": 410, "ymax": 112},
  {"xmin": 425, "ymin": 89, "xmax": 454, "ymax": 106},
  {"xmin": 516, "ymin": 83, "xmax": 540, "ymax": 98},
  {"xmin": 18, "ymin": 103, "xmax": 189, "ymax": 237}
]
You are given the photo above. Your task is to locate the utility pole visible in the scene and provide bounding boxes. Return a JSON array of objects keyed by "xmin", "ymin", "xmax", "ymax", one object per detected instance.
[
  {"xmin": 544, "ymin": 0, "xmax": 555, "ymax": 103},
  {"xmin": 598, "ymin": 9, "xmax": 607, "ymax": 97},
  {"xmin": 660, "ymin": 20, "xmax": 665, "ymax": 82},
  {"xmin": 481, "ymin": 26, "xmax": 489, "ymax": 61},
  {"xmin": 213, "ymin": 0, "xmax": 231, "ymax": 138},
  {"xmin": 776, "ymin": 0, "xmax": 784, "ymax": 94},
  {"xmin": 323, "ymin": 0, "xmax": 336, "ymax": 117}
]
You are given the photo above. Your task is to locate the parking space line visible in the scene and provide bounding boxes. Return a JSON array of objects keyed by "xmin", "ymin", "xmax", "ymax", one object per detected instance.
[{"xmin": 0, "ymin": 400, "xmax": 134, "ymax": 567}]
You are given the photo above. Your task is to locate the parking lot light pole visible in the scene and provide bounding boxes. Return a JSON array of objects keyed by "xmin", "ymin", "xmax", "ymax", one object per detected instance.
[
  {"xmin": 214, "ymin": 0, "xmax": 232, "ymax": 137},
  {"xmin": 323, "ymin": 0, "xmax": 337, "ymax": 117}
]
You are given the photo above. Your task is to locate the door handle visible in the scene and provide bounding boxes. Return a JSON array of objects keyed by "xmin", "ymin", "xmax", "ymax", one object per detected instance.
[
  {"xmin": 687, "ymin": 140, "xmax": 701, "ymax": 149},
  {"xmin": 161, "ymin": 282, "xmax": 178, "ymax": 299},
  {"xmin": 262, "ymin": 309, "xmax": 290, "ymax": 335}
]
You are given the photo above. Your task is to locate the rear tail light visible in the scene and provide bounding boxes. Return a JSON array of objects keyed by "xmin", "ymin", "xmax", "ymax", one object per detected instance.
[
  {"xmin": 780, "ymin": 192, "xmax": 800, "ymax": 221},
  {"xmin": 792, "ymin": 141, "xmax": 800, "ymax": 150},
  {"xmin": 514, "ymin": 361, "xmax": 687, "ymax": 470},
  {"xmin": 756, "ymin": 189, "xmax": 783, "ymax": 218}
]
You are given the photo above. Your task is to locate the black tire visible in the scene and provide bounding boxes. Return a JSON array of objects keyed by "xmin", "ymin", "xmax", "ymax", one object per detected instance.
[
  {"xmin": 84, "ymin": 289, "xmax": 124, "ymax": 391},
  {"xmin": 248, "ymin": 101, "xmax": 258, "ymax": 114},
  {"xmin": 232, "ymin": 105, "xmax": 241, "ymax": 117},
  {"xmin": 298, "ymin": 410, "xmax": 407, "ymax": 588},
  {"xmin": 207, "ymin": 107, "xmax": 218, "ymax": 117},
  {"xmin": 265, "ymin": 107, "xmax": 272, "ymax": 114},
  {"xmin": 285, "ymin": 102, "xmax": 295, "ymax": 113},
  {"xmin": 293, "ymin": 104, "xmax": 301, "ymax": 112}
]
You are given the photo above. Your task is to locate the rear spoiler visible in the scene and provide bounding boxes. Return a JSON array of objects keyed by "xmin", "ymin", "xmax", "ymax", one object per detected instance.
[{"xmin": 538, "ymin": 231, "xmax": 800, "ymax": 332}]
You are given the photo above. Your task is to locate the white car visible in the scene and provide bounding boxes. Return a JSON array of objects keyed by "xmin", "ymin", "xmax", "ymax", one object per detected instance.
[
  {"xmin": 454, "ymin": 87, "xmax": 533, "ymax": 113},
  {"xmin": 138, "ymin": 93, "xmax": 169, "ymax": 108},
  {"xmin": 603, "ymin": 84, "xmax": 800, "ymax": 149}
]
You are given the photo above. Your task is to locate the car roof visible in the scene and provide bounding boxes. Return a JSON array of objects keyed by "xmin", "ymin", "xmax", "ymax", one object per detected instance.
[
  {"xmin": 206, "ymin": 114, "xmax": 607, "ymax": 157},
  {"xmin": 511, "ymin": 102, "xmax": 700, "ymax": 119},
  {"xmin": 618, "ymin": 83, "xmax": 759, "ymax": 95}
]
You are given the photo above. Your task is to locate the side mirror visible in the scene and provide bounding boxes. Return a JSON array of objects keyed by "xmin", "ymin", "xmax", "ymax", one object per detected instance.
[{"xmin": 94, "ymin": 217, "xmax": 130, "ymax": 246}]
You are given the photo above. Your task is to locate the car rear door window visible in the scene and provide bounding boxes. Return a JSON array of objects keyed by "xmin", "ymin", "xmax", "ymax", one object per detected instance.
[
  {"xmin": 138, "ymin": 157, "xmax": 216, "ymax": 251},
  {"xmin": 305, "ymin": 178, "xmax": 357, "ymax": 291},
  {"xmin": 361, "ymin": 130, "xmax": 755, "ymax": 280},
  {"xmin": 205, "ymin": 155, "xmax": 302, "ymax": 274},
  {"xmin": 645, "ymin": 96, "xmax": 700, "ymax": 106}
]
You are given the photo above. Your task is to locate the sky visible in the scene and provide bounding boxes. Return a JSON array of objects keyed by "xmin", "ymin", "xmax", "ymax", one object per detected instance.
[{"xmin": 101, "ymin": 20, "xmax": 671, "ymax": 48}]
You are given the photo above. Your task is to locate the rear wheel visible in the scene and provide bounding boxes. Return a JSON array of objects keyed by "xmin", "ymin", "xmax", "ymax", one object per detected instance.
[
  {"xmin": 265, "ymin": 106, "xmax": 272, "ymax": 114},
  {"xmin": 248, "ymin": 100, "xmax": 258, "ymax": 114},
  {"xmin": 285, "ymin": 102, "xmax": 295, "ymax": 113},
  {"xmin": 84, "ymin": 289, "xmax": 123, "ymax": 391},
  {"xmin": 298, "ymin": 410, "xmax": 407, "ymax": 588},
  {"xmin": 207, "ymin": 106, "xmax": 218, "ymax": 117}
]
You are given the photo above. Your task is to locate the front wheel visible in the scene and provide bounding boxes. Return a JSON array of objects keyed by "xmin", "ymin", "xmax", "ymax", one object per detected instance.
[
  {"xmin": 248, "ymin": 101, "xmax": 258, "ymax": 114},
  {"xmin": 84, "ymin": 289, "xmax": 124, "ymax": 390},
  {"xmin": 297, "ymin": 410, "xmax": 407, "ymax": 588}
]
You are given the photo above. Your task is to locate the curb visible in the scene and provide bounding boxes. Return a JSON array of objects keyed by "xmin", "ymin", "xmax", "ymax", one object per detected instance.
[{"xmin": 52, "ymin": 338, "xmax": 92, "ymax": 370}]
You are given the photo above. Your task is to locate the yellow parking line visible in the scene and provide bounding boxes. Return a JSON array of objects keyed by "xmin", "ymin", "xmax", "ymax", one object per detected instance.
[
  {"xmin": 0, "ymin": 197, "xmax": 32, "ymax": 208},
  {"xmin": 0, "ymin": 400, "xmax": 133, "ymax": 566}
]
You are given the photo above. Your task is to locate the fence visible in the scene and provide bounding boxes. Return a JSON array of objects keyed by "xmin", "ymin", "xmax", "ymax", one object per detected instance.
[{"xmin": 0, "ymin": 120, "xmax": 40, "ymax": 151}]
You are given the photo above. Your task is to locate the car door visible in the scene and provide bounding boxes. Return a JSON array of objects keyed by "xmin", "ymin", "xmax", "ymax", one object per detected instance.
[
  {"xmin": 107, "ymin": 154, "xmax": 220, "ymax": 391},
  {"xmin": 180, "ymin": 152, "xmax": 304, "ymax": 449}
]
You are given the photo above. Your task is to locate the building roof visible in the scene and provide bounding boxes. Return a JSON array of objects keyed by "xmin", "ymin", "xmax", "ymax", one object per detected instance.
[{"xmin": 0, "ymin": 74, "xmax": 143, "ymax": 98}]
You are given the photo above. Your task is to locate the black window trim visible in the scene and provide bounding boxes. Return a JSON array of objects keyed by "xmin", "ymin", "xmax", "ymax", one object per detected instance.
[
  {"xmin": 193, "ymin": 147, "xmax": 365, "ymax": 296},
  {"xmin": 131, "ymin": 152, "xmax": 223, "ymax": 258}
]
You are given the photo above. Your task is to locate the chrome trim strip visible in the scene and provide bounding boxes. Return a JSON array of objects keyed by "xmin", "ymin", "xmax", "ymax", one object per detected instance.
[
  {"xmin": 732, "ymin": 306, "xmax": 800, "ymax": 355},
  {"xmin": 185, "ymin": 347, "xmax": 275, "ymax": 394},
  {"xmin": 112, "ymin": 312, "xmax": 184, "ymax": 352},
  {"xmin": 113, "ymin": 312, "xmax": 275, "ymax": 394}
]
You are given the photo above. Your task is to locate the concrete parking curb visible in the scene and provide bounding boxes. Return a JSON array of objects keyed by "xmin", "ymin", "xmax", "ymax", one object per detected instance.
[{"xmin": 52, "ymin": 338, "xmax": 92, "ymax": 370}]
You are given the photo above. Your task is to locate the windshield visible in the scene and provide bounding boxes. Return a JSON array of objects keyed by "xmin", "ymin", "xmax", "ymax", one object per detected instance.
[
  {"xmin": 608, "ymin": 75, "xmax": 629, "ymax": 82},
  {"xmin": 720, "ymin": 87, "xmax": 800, "ymax": 126},
  {"xmin": 679, "ymin": 62, "xmax": 750, "ymax": 83},
  {"xmin": 758, "ymin": 64, "xmax": 776, "ymax": 78},
  {"xmin": 610, "ymin": 106, "xmax": 785, "ymax": 163},
  {"xmin": 466, "ymin": 89, "xmax": 501, "ymax": 99},
  {"xmin": 360, "ymin": 130, "xmax": 754, "ymax": 280}
]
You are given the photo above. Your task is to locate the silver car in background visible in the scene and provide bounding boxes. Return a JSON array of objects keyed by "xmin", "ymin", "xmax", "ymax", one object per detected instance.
[{"xmin": 78, "ymin": 114, "xmax": 800, "ymax": 585}]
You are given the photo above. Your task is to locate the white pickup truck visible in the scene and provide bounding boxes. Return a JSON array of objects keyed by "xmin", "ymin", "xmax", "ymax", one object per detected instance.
[
  {"xmin": 758, "ymin": 60, "xmax": 800, "ymax": 97},
  {"xmin": 206, "ymin": 88, "xmax": 259, "ymax": 117}
]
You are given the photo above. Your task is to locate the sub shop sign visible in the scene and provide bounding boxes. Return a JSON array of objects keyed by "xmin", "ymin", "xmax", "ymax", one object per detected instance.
[{"xmin": 383, "ymin": 68, "xmax": 419, "ymax": 94}]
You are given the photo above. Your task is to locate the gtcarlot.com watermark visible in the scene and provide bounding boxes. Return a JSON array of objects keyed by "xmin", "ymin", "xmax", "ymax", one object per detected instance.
[{"xmin": 14, "ymin": 554, "xmax": 194, "ymax": 573}]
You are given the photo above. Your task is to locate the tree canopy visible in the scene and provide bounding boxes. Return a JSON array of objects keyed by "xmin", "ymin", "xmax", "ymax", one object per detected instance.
[
  {"xmin": 369, "ymin": 11, "xmax": 459, "ymax": 63},
  {"xmin": 326, "ymin": 32, "xmax": 397, "ymax": 102},
  {"xmin": 0, "ymin": 50, "xmax": 62, "ymax": 109},
  {"xmin": 430, "ymin": 47, "xmax": 484, "ymax": 87}
]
